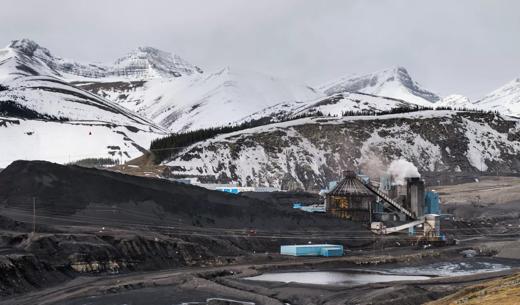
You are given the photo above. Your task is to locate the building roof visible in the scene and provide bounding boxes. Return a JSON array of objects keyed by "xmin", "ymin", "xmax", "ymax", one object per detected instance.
[
  {"xmin": 328, "ymin": 170, "xmax": 374, "ymax": 196},
  {"xmin": 281, "ymin": 244, "xmax": 343, "ymax": 248}
]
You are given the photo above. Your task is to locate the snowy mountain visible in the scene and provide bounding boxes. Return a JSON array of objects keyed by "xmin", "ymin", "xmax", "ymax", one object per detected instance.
[
  {"xmin": 3, "ymin": 40, "xmax": 445, "ymax": 134},
  {"xmin": 437, "ymin": 94, "xmax": 476, "ymax": 109},
  {"xmin": 74, "ymin": 67, "xmax": 321, "ymax": 131},
  {"xmin": 475, "ymin": 77, "xmax": 520, "ymax": 117},
  {"xmin": 164, "ymin": 111, "xmax": 520, "ymax": 190},
  {"xmin": 2, "ymin": 38, "xmax": 319, "ymax": 132},
  {"xmin": 320, "ymin": 67, "xmax": 440, "ymax": 107},
  {"xmin": 0, "ymin": 39, "xmax": 166, "ymax": 167}
]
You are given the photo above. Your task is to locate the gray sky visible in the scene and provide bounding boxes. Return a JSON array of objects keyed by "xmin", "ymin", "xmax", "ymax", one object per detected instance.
[{"xmin": 1, "ymin": 0, "xmax": 519, "ymax": 99}]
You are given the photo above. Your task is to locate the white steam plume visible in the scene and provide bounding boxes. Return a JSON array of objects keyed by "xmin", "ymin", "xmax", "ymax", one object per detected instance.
[{"xmin": 387, "ymin": 159, "xmax": 420, "ymax": 185}]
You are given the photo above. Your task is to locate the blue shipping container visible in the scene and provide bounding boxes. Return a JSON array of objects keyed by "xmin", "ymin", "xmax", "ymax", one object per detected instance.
[{"xmin": 280, "ymin": 244, "xmax": 344, "ymax": 257}]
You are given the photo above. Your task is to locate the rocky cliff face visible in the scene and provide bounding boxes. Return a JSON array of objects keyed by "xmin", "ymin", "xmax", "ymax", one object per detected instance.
[{"xmin": 165, "ymin": 111, "xmax": 520, "ymax": 190}]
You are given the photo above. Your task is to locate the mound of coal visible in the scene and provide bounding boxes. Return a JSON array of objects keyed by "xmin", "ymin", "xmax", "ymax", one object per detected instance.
[
  {"xmin": 241, "ymin": 191, "xmax": 321, "ymax": 206},
  {"xmin": 0, "ymin": 160, "xmax": 349, "ymax": 230}
]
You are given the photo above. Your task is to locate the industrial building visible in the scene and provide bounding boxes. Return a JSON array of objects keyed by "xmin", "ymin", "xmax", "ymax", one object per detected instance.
[
  {"xmin": 326, "ymin": 171, "xmax": 376, "ymax": 222},
  {"xmin": 324, "ymin": 169, "xmax": 443, "ymax": 241}
]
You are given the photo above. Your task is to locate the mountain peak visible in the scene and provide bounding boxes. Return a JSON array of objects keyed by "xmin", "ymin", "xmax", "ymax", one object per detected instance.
[
  {"xmin": 113, "ymin": 46, "xmax": 203, "ymax": 77},
  {"xmin": 320, "ymin": 66, "xmax": 440, "ymax": 106},
  {"xmin": 8, "ymin": 39, "xmax": 52, "ymax": 57},
  {"xmin": 388, "ymin": 65, "xmax": 408, "ymax": 73}
]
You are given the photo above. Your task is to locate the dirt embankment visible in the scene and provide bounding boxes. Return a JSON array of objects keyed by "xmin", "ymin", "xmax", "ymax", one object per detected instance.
[{"xmin": 426, "ymin": 271, "xmax": 520, "ymax": 305}]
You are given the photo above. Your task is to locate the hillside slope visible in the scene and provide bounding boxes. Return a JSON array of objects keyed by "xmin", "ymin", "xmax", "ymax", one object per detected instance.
[
  {"xmin": 75, "ymin": 67, "xmax": 321, "ymax": 131},
  {"xmin": 164, "ymin": 111, "xmax": 520, "ymax": 190},
  {"xmin": 475, "ymin": 77, "xmax": 520, "ymax": 117},
  {"xmin": 426, "ymin": 272, "xmax": 520, "ymax": 305}
]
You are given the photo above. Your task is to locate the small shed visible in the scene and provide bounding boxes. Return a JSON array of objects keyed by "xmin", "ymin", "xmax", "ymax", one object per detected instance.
[{"xmin": 326, "ymin": 170, "xmax": 376, "ymax": 222}]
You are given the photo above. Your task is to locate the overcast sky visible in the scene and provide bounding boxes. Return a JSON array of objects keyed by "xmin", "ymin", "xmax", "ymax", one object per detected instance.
[{"xmin": 1, "ymin": 0, "xmax": 519, "ymax": 99}]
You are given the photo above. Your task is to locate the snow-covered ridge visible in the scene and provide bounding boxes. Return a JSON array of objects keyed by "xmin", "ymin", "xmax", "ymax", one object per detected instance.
[
  {"xmin": 320, "ymin": 66, "xmax": 440, "ymax": 107},
  {"xmin": 236, "ymin": 91, "xmax": 417, "ymax": 124}
]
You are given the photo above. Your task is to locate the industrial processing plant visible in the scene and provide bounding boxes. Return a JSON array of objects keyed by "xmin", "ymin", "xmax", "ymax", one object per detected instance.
[{"xmin": 323, "ymin": 170, "xmax": 442, "ymax": 242}]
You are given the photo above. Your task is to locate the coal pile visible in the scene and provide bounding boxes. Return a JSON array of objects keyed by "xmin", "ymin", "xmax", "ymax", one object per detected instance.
[{"xmin": 0, "ymin": 160, "xmax": 348, "ymax": 230}]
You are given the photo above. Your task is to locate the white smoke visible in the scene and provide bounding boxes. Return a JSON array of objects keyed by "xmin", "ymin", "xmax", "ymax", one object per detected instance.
[
  {"xmin": 387, "ymin": 159, "xmax": 420, "ymax": 185},
  {"xmin": 358, "ymin": 151, "xmax": 386, "ymax": 178}
]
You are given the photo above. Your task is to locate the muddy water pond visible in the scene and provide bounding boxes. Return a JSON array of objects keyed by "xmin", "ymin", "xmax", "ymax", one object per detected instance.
[
  {"xmin": 245, "ymin": 260, "xmax": 512, "ymax": 286},
  {"xmin": 246, "ymin": 271, "xmax": 431, "ymax": 285}
]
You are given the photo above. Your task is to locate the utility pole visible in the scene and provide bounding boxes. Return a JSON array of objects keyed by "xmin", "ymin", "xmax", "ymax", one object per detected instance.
[{"xmin": 32, "ymin": 197, "xmax": 36, "ymax": 234}]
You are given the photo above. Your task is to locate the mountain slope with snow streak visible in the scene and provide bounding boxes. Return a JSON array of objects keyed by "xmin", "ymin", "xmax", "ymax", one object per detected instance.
[
  {"xmin": 320, "ymin": 67, "xmax": 440, "ymax": 107},
  {"xmin": 164, "ymin": 111, "xmax": 520, "ymax": 190},
  {"xmin": 0, "ymin": 117, "xmax": 163, "ymax": 168}
]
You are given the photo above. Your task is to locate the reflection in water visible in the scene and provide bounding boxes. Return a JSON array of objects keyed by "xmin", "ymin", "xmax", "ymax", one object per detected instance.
[{"xmin": 245, "ymin": 271, "xmax": 431, "ymax": 285}]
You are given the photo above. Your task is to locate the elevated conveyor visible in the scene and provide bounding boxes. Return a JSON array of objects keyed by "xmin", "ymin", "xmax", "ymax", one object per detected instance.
[{"xmin": 355, "ymin": 175, "xmax": 415, "ymax": 219}]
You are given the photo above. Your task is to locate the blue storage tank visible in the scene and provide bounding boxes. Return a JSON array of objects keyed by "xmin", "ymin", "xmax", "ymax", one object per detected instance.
[
  {"xmin": 425, "ymin": 191, "xmax": 440, "ymax": 214},
  {"xmin": 280, "ymin": 244, "xmax": 344, "ymax": 257}
]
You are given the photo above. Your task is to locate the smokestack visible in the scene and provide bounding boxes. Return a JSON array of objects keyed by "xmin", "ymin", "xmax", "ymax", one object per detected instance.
[{"xmin": 406, "ymin": 177, "xmax": 425, "ymax": 217}]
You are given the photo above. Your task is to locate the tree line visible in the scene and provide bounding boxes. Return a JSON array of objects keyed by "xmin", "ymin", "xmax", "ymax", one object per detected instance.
[{"xmin": 150, "ymin": 111, "xmax": 323, "ymax": 163}]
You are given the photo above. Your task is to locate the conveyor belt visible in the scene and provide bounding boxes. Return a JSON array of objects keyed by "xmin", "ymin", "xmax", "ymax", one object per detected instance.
[{"xmin": 356, "ymin": 176, "xmax": 415, "ymax": 219}]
